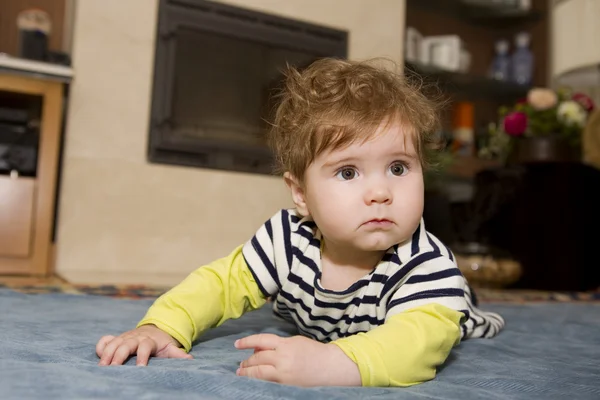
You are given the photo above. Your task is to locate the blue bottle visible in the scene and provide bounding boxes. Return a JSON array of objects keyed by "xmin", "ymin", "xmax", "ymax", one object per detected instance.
[
  {"xmin": 489, "ymin": 39, "xmax": 510, "ymax": 81},
  {"xmin": 511, "ymin": 32, "xmax": 534, "ymax": 86}
]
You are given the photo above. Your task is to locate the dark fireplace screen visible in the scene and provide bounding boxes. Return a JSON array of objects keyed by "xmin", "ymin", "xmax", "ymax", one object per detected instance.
[{"xmin": 148, "ymin": 0, "xmax": 348, "ymax": 174}]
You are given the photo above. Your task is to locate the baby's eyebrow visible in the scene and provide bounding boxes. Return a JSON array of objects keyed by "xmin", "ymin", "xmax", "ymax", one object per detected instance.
[
  {"xmin": 321, "ymin": 157, "xmax": 359, "ymax": 169},
  {"xmin": 390, "ymin": 151, "xmax": 417, "ymax": 159}
]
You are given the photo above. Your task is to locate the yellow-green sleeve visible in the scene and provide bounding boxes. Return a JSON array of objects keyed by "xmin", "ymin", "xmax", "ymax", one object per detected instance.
[
  {"xmin": 136, "ymin": 244, "xmax": 267, "ymax": 352},
  {"xmin": 331, "ymin": 303, "xmax": 464, "ymax": 387}
]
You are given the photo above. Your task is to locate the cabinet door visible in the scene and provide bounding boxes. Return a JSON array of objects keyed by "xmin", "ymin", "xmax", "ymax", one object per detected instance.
[{"xmin": 0, "ymin": 176, "xmax": 35, "ymax": 257}]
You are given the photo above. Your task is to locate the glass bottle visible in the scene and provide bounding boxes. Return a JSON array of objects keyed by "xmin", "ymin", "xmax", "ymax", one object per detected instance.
[
  {"xmin": 489, "ymin": 39, "xmax": 510, "ymax": 81},
  {"xmin": 511, "ymin": 32, "xmax": 534, "ymax": 86}
]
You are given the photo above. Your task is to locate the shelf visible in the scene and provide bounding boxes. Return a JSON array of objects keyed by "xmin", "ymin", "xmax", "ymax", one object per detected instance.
[
  {"xmin": 404, "ymin": 62, "xmax": 530, "ymax": 100},
  {"xmin": 407, "ymin": 0, "xmax": 542, "ymax": 25},
  {"xmin": 446, "ymin": 156, "xmax": 502, "ymax": 180}
]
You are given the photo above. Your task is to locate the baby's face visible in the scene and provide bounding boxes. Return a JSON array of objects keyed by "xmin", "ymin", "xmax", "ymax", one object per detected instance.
[{"xmin": 300, "ymin": 121, "xmax": 424, "ymax": 253}]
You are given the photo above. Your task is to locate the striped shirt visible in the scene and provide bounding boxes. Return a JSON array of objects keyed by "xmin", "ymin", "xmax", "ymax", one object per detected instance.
[{"xmin": 242, "ymin": 209, "xmax": 504, "ymax": 342}]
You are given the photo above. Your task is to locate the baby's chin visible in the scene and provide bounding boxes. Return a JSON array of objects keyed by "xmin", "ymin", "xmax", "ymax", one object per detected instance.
[{"xmin": 355, "ymin": 238, "xmax": 401, "ymax": 253}]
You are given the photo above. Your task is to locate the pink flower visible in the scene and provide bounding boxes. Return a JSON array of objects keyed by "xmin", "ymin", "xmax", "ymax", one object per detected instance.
[
  {"xmin": 572, "ymin": 92, "xmax": 595, "ymax": 112},
  {"xmin": 503, "ymin": 112, "xmax": 527, "ymax": 136},
  {"xmin": 527, "ymin": 88, "xmax": 558, "ymax": 110}
]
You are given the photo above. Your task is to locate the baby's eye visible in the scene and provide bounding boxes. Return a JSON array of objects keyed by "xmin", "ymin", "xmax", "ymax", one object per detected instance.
[
  {"xmin": 336, "ymin": 167, "xmax": 357, "ymax": 180},
  {"xmin": 390, "ymin": 163, "xmax": 407, "ymax": 176}
]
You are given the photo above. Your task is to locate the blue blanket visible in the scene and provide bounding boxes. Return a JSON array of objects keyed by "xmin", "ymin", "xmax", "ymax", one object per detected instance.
[{"xmin": 1, "ymin": 289, "xmax": 599, "ymax": 399}]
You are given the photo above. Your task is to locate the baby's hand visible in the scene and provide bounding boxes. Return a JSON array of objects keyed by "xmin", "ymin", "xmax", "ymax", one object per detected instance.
[
  {"xmin": 235, "ymin": 334, "xmax": 361, "ymax": 387},
  {"xmin": 96, "ymin": 325, "xmax": 193, "ymax": 366}
]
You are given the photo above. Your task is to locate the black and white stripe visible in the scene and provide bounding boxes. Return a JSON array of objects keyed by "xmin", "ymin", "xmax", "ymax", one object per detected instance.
[{"xmin": 242, "ymin": 209, "xmax": 504, "ymax": 342}]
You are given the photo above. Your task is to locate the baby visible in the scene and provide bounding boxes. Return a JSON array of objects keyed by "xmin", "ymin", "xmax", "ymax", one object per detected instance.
[{"xmin": 96, "ymin": 58, "xmax": 504, "ymax": 387}]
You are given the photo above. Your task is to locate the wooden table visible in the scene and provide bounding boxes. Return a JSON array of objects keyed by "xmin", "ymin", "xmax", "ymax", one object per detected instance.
[{"xmin": 0, "ymin": 56, "xmax": 73, "ymax": 276}]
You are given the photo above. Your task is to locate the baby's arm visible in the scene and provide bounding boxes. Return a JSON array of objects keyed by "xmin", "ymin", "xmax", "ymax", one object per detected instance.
[
  {"xmin": 328, "ymin": 252, "xmax": 470, "ymax": 386},
  {"xmin": 137, "ymin": 244, "xmax": 267, "ymax": 351},
  {"xmin": 332, "ymin": 303, "xmax": 464, "ymax": 387},
  {"xmin": 234, "ymin": 303, "xmax": 462, "ymax": 387},
  {"xmin": 333, "ymin": 254, "xmax": 468, "ymax": 387},
  {"xmin": 96, "ymin": 245, "xmax": 267, "ymax": 365}
]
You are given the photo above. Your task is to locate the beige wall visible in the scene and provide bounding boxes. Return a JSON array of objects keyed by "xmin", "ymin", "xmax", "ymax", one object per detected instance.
[
  {"xmin": 551, "ymin": 0, "xmax": 600, "ymax": 103},
  {"xmin": 56, "ymin": 0, "xmax": 406, "ymax": 286}
]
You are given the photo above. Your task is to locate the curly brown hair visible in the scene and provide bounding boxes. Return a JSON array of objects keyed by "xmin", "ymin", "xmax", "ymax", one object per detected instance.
[{"xmin": 266, "ymin": 58, "xmax": 443, "ymax": 183}]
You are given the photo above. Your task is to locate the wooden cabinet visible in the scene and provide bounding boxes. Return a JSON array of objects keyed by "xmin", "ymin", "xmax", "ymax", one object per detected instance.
[
  {"xmin": 0, "ymin": 59, "xmax": 72, "ymax": 276},
  {"xmin": 0, "ymin": 176, "xmax": 36, "ymax": 258}
]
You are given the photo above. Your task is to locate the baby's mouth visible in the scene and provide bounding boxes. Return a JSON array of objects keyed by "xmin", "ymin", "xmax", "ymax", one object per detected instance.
[{"xmin": 362, "ymin": 219, "xmax": 394, "ymax": 228}]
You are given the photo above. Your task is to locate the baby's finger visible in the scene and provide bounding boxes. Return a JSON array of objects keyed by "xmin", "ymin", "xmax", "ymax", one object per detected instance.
[
  {"xmin": 98, "ymin": 336, "xmax": 124, "ymax": 366},
  {"xmin": 136, "ymin": 338, "xmax": 156, "ymax": 366},
  {"xmin": 95, "ymin": 335, "xmax": 116, "ymax": 358},
  {"xmin": 110, "ymin": 339, "xmax": 138, "ymax": 365},
  {"xmin": 164, "ymin": 344, "xmax": 193, "ymax": 360},
  {"xmin": 237, "ymin": 364, "xmax": 279, "ymax": 382},
  {"xmin": 235, "ymin": 334, "xmax": 284, "ymax": 351},
  {"xmin": 240, "ymin": 350, "xmax": 277, "ymax": 368}
]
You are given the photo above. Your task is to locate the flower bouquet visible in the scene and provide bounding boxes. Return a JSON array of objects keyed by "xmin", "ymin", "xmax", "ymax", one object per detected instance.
[{"xmin": 479, "ymin": 88, "xmax": 595, "ymax": 162}]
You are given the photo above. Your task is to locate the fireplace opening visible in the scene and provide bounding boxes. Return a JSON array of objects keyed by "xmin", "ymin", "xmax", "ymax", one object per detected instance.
[{"xmin": 148, "ymin": 0, "xmax": 348, "ymax": 174}]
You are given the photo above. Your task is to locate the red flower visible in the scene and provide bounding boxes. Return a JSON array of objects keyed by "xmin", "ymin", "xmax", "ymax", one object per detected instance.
[
  {"xmin": 572, "ymin": 93, "xmax": 595, "ymax": 112},
  {"xmin": 503, "ymin": 112, "xmax": 527, "ymax": 136}
]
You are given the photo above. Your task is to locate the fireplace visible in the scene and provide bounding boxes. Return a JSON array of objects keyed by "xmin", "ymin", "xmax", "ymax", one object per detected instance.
[{"xmin": 148, "ymin": 0, "xmax": 348, "ymax": 174}]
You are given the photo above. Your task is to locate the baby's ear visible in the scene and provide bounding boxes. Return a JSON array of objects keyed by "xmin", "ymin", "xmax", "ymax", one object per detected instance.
[{"xmin": 283, "ymin": 172, "xmax": 309, "ymax": 216}]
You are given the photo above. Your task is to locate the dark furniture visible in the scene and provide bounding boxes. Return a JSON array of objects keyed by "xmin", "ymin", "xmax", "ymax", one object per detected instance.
[{"xmin": 475, "ymin": 162, "xmax": 600, "ymax": 291}]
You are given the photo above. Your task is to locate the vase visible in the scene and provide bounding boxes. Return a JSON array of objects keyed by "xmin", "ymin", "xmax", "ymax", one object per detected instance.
[{"xmin": 509, "ymin": 137, "xmax": 580, "ymax": 164}]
